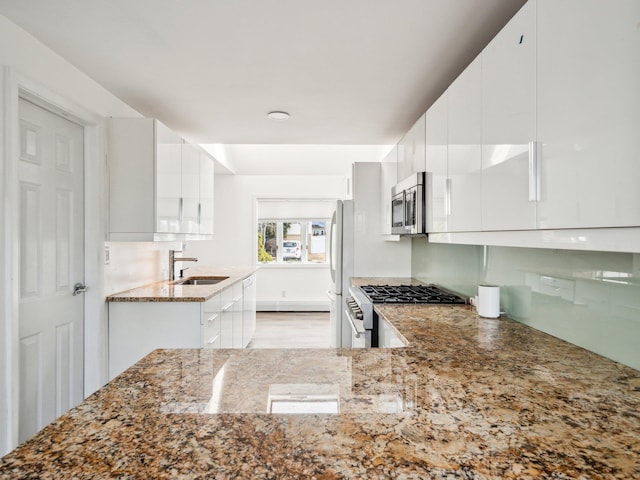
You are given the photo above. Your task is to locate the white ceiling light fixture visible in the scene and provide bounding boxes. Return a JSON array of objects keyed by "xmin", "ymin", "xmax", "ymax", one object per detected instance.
[{"xmin": 267, "ymin": 111, "xmax": 290, "ymax": 121}]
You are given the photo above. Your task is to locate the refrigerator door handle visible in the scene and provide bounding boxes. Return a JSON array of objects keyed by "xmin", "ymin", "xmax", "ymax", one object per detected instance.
[{"xmin": 329, "ymin": 209, "xmax": 337, "ymax": 285}]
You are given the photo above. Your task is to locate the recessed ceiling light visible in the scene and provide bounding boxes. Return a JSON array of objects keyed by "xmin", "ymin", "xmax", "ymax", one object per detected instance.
[{"xmin": 267, "ymin": 111, "xmax": 290, "ymax": 121}]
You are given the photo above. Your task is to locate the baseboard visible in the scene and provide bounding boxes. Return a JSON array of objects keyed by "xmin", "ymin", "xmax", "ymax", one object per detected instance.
[{"xmin": 257, "ymin": 299, "xmax": 330, "ymax": 312}]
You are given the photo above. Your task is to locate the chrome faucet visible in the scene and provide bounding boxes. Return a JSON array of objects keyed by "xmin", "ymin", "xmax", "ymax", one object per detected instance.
[{"xmin": 169, "ymin": 250, "xmax": 198, "ymax": 281}]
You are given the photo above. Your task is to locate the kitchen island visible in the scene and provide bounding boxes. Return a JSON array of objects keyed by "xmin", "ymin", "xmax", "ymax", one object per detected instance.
[{"xmin": 2, "ymin": 305, "xmax": 639, "ymax": 479}]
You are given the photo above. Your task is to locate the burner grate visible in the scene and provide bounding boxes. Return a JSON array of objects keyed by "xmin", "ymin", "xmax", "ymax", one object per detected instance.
[{"xmin": 360, "ymin": 284, "xmax": 466, "ymax": 305}]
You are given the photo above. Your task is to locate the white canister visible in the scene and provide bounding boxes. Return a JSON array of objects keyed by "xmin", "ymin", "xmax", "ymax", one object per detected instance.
[{"xmin": 475, "ymin": 285, "xmax": 500, "ymax": 318}]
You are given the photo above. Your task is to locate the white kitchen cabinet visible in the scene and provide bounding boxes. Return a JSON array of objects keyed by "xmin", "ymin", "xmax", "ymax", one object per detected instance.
[
  {"xmin": 108, "ymin": 278, "xmax": 257, "ymax": 379},
  {"xmin": 447, "ymin": 55, "xmax": 482, "ymax": 232},
  {"xmin": 481, "ymin": 0, "xmax": 536, "ymax": 231},
  {"xmin": 108, "ymin": 118, "xmax": 215, "ymax": 241},
  {"xmin": 108, "ymin": 301, "xmax": 202, "ymax": 379},
  {"xmin": 232, "ymin": 282, "xmax": 244, "ymax": 348},
  {"xmin": 199, "ymin": 150, "xmax": 215, "ymax": 235},
  {"xmin": 397, "ymin": 113, "xmax": 426, "ymax": 181},
  {"xmin": 536, "ymin": 0, "xmax": 640, "ymax": 229},
  {"xmin": 378, "ymin": 319, "xmax": 406, "ymax": 348},
  {"xmin": 380, "ymin": 146, "xmax": 398, "ymax": 235},
  {"xmin": 242, "ymin": 274, "xmax": 257, "ymax": 348},
  {"xmin": 219, "ymin": 286, "xmax": 234, "ymax": 349},
  {"xmin": 202, "ymin": 293, "xmax": 222, "ymax": 349},
  {"xmin": 425, "ymin": 92, "xmax": 448, "ymax": 233}
]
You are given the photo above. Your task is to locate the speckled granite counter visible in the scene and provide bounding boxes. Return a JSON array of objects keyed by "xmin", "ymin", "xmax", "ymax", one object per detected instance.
[
  {"xmin": 2, "ymin": 305, "xmax": 639, "ymax": 479},
  {"xmin": 106, "ymin": 266, "xmax": 257, "ymax": 302}
]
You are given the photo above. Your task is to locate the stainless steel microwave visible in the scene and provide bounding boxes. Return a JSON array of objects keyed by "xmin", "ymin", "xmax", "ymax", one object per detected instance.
[{"xmin": 391, "ymin": 172, "xmax": 428, "ymax": 235}]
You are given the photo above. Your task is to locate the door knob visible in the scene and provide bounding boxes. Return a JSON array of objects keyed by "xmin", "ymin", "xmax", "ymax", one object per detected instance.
[{"xmin": 73, "ymin": 283, "xmax": 87, "ymax": 296}]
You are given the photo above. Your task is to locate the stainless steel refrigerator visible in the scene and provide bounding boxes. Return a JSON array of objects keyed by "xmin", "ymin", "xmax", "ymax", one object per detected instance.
[{"xmin": 327, "ymin": 163, "xmax": 412, "ymax": 347}]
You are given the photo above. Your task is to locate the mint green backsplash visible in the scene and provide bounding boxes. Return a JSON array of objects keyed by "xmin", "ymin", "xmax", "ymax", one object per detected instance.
[{"xmin": 411, "ymin": 238, "xmax": 640, "ymax": 370}]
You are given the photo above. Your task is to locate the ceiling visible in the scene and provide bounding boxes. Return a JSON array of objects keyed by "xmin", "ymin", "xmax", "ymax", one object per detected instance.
[{"xmin": 0, "ymin": 0, "xmax": 525, "ymax": 173}]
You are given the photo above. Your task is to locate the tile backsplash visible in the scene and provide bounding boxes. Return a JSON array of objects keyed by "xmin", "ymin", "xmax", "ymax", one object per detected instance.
[{"xmin": 412, "ymin": 238, "xmax": 640, "ymax": 370}]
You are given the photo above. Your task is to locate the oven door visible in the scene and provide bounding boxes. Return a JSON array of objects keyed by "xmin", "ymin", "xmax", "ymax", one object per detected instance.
[
  {"xmin": 344, "ymin": 308, "xmax": 369, "ymax": 348},
  {"xmin": 391, "ymin": 191, "xmax": 405, "ymax": 234}
]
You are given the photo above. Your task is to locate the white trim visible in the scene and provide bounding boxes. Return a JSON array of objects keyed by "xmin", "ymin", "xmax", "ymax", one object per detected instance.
[
  {"xmin": 257, "ymin": 300, "xmax": 330, "ymax": 312},
  {"xmin": 0, "ymin": 68, "xmax": 108, "ymax": 454}
]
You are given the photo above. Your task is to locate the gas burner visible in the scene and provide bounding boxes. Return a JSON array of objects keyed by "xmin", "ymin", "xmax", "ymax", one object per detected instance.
[{"xmin": 359, "ymin": 284, "xmax": 466, "ymax": 305}]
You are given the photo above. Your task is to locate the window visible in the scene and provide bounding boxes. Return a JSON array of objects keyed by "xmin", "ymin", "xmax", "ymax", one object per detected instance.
[{"xmin": 257, "ymin": 220, "xmax": 329, "ymax": 264}]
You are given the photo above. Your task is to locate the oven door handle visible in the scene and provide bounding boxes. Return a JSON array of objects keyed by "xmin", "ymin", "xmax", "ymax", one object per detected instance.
[{"xmin": 345, "ymin": 309, "xmax": 365, "ymax": 338}]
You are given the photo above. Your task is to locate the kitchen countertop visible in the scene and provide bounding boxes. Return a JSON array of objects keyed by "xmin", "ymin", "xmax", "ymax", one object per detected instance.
[
  {"xmin": 106, "ymin": 266, "xmax": 258, "ymax": 302},
  {"xmin": 2, "ymin": 305, "xmax": 639, "ymax": 478}
]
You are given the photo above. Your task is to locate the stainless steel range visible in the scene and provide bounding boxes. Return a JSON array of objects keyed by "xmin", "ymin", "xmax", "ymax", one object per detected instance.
[{"xmin": 345, "ymin": 284, "xmax": 467, "ymax": 348}]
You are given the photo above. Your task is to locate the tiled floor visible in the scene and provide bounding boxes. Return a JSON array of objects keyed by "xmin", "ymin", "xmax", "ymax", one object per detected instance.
[{"xmin": 247, "ymin": 312, "xmax": 331, "ymax": 349}]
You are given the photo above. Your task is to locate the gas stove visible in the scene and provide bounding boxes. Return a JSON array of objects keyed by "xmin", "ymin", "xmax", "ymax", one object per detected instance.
[
  {"xmin": 359, "ymin": 284, "xmax": 467, "ymax": 305},
  {"xmin": 345, "ymin": 284, "xmax": 467, "ymax": 348}
]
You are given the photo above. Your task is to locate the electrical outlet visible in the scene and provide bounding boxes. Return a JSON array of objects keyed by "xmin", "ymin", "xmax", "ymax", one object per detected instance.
[
  {"xmin": 104, "ymin": 245, "xmax": 110, "ymax": 266},
  {"xmin": 281, "ymin": 290, "xmax": 286, "ymax": 298}
]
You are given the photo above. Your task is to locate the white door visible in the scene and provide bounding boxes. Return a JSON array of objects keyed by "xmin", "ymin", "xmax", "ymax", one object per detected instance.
[{"xmin": 18, "ymin": 98, "xmax": 85, "ymax": 443}]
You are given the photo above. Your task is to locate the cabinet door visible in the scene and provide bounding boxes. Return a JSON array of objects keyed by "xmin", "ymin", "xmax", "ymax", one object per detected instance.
[
  {"xmin": 220, "ymin": 287, "xmax": 234, "ymax": 348},
  {"xmin": 425, "ymin": 92, "xmax": 448, "ymax": 233},
  {"xmin": 397, "ymin": 113, "xmax": 426, "ymax": 180},
  {"xmin": 202, "ymin": 294, "xmax": 221, "ymax": 349},
  {"xmin": 537, "ymin": 0, "xmax": 640, "ymax": 228},
  {"xmin": 380, "ymin": 146, "xmax": 397, "ymax": 235},
  {"xmin": 198, "ymin": 152, "xmax": 215, "ymax": 235},
  {"xmin": 481, "ymin": 0, "xmax": 536, "ymax": 231},
  {"xmin": 232, "ymin": 283, "xmax": 244, "ymax": 348},
  {"xmin": 180, "ymin": 141, "xmax": 200, "ymax": 234},
  {"xmin": 242, "ymin": 275, "xmax": 257, "ymax": 348},
  {"xmin": 155, "ymin": 121, "xmax": 182, "ymax": 233},
  {"xmin": 447, "ymin": 55, "xmax": 482, "ymax": 232}
]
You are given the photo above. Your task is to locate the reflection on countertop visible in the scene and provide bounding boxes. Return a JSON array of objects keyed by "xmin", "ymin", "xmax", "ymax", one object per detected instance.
[{"xmin": 2, "ymin": 305, "xmax": 639, "ymax": 478}]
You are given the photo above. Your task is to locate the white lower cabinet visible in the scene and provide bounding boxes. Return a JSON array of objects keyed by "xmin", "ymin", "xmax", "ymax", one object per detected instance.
[
  {"xmin": 108, "ymin": 302, "xmax": 202, "ymax": 380},
  {"xmin": 108, "ymin": 278, "xmax": 257, "ymax": 380},
  {"xmin": 378, "ymin": 319, "xmax": 406, "ymax": 348},
  {"xmin": 242, "ymin": 274, "xmax": 257, "ymax": 348},
  {"xmin": 202, "ymin": 293, "xmax": 222, "ymax": 349}
]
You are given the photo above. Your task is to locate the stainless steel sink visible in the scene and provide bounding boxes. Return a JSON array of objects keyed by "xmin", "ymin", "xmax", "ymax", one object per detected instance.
[{"xmin": 173, "ymin": 276, "xmax": 229, "ymax": 286}]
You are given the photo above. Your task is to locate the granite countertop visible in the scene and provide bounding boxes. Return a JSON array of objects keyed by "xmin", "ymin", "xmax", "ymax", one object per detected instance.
[
  {"xmin": 2, "ymin": 305, "xmax": 639, "ymax": 478},
  {"xmin": 106, "ymin": 266, "xmax": 258, "ymax": 302}
]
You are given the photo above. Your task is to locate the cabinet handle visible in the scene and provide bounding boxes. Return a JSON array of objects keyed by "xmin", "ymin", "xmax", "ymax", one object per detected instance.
[
  {"xmin": 179, "ymin": 197, "xmax": 184, "ymax": 223},
  {"xmin": 222, "ymin": 302, "xmax": 234, "ymax": 311},
  {"xmin": 197, "ymin": 203, "xmax": 202, "ymax": 225},
  {"xmin": 207, "ymin": 313, "xmax": 219, "ymax": 323},
  {"xmin": 207, "ymin": 334, "xmax": 220, "ymax": 345},
  {"xmin": 445, "ymin": 178, "xmax": 452, "ymax": 215},
  {"xmin": 528, "ymin": 141, "xmax": 540, "ymax": 202}
]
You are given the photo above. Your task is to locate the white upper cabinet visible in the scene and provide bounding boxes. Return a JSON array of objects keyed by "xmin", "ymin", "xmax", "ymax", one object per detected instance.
[
  {"xmin": 447, "ymin": 55, "xmax": 482, "ymax": 232},
  {"xmin": 536, "ymin": 0, "xmax": 640, "ymax": 229},
  {"xmin": 199, "ymin": 151, "xmax": 215, "ymax": 236},
  {"xmin": 109, "ymin": 118, "xmax": 215, "ymax": 241},
  {"xmin": 397, "ymin": 113, "xmax": 426, "ymax": 181},
  {"xmin": 380, "ymin": 146, "xmax": 398, "ymax": 235},
  {"xmin": 481, "ymin": 0, "xmax": 536, "ymax": 231},
  {"xmin": 155, "ymin": 122, "xmax": 183, "ymax": 234},
  {"xmin": 425, "ymin": 92, "xmax": 448, "ymax": 233}
]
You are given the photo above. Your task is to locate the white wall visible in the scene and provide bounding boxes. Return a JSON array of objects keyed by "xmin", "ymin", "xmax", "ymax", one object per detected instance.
[
  {"xmin": 186, "ymin": 175, "xmax": 345, "ymax": 310},
  {"xmin": 0, "ymin": 14, "xmax": 145, "ymax": 455}
]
